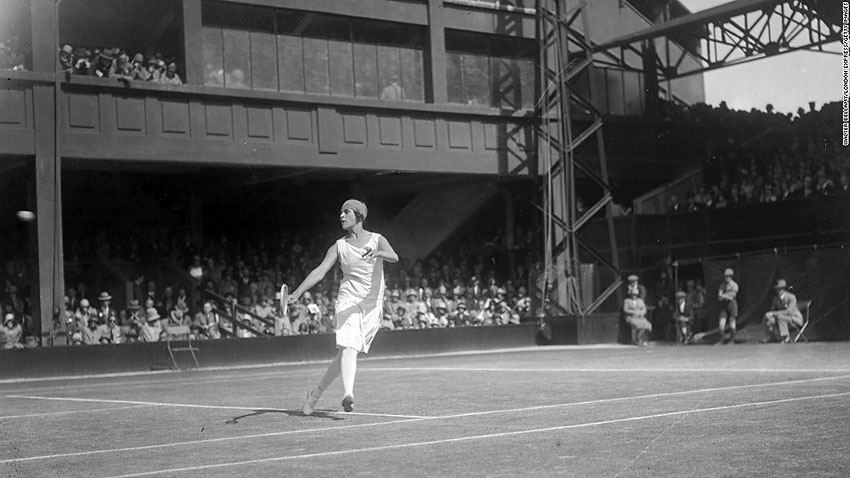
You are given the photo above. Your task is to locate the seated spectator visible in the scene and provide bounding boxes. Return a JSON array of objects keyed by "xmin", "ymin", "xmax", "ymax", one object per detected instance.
[
  {"xmin": 101, "ymin": 315, "xmax": 125, "ymax": 344},
  {"xmin": 763, "ymin": 279, "xmax": 803, "ymax": 343},
  {"xmin": 626, "ymin": 274, "xmax": 647, "ymax": 300},
  {"xmin": 130, "ymin": 53, "xmax": 150, "ymax": 81},
  {"xmin": 673, "ymin": 290, "xmax": 692, "ymax": 344},
  {"xmin": 80, "ymin": 314, "xmax": 103, "ymax": 345},
  {"xmin": 139, "ymin": 307, "xmax": 163, "ymax": 342},
  {"xmin": 109, "ymin": 50, "xmax": 133, "ymax": 80},
  {"xmin": 96, "ymin": 291, "xmax": 118, "ymax": 324},
  {"xmin": 623, "ymin": 286, "xmax": 651, "ymax": 346},
  {"xmin": 0, "ymin": 313, "xmax": 23, "ymax": 349},
  {"xmin": 253, "ymin": 295, "xmax": 273, "ymax": 319},
  {"xmin": 193, "ymin": 301, "xmax": 221, "ymax": 339}
]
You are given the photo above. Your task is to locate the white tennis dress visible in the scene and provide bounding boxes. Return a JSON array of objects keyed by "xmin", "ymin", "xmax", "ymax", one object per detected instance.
[{"xmin": 334, "ymin": 233, "xmax": 386, "ymax": 353}]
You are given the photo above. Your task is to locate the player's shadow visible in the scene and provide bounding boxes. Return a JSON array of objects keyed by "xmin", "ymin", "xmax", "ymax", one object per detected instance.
[{"xmin": 225, "ymin": 408, "xmax": 344, "ymax": 424}]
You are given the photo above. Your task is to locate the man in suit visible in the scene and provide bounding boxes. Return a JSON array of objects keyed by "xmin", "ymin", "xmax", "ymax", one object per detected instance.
[
  {"xmin": 674, "ymin": 290, "xmax": 693, "ymax": 344},
  {"xmin": 764, "ymin": 279, "xmax": 803, "ymax": 343}
]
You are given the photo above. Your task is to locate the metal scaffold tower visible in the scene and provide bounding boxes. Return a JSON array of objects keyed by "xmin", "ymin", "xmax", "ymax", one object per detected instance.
[{"xmin": 536, "ymin": 0, "xmax": 621, "ymax": 319}]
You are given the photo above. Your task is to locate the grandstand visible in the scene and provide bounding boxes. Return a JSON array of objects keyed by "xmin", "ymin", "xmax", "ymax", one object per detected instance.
[
  {"xmin": 1, "ymin": 0, "xmax": 849, "ymax": 476},
  {"xmin": 0, "ymin": 0, "xmax": 846, "ymax": 364}
]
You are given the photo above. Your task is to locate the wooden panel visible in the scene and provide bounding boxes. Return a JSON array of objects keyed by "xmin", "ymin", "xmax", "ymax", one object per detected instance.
[
  {"xmin": 447, "ymin": 120, "xmax": 471, "ymax": 150},
  {"xmin": 483, "ymin": 122, "xmax": 500, "ymax": 150},
  {"xmin": 0, "ymin": 87, "xmax": 27, "ymax": 128},
  {"xmin": 204, "ymin": 104, "xmax": 233, "ymax": 138},
  {"xmin": 246, "ymin": 106, "xmax": 273, "ymax": 140},
  {"xmin": 378, "ymin": 116, "xmax": 401, "ymax": 148},
  {"xmin": 160, "ymin": 100, "xmax": 190, "ymax": 135},
  {"xmin": 316, "ymin": 107, "xmax": 339, "ymax": 154},
  {"xmin": 342, "ymin": 114, "xmax": 367, "ymax": 145},
  {"xmin": 115, "ymin": 97, "xmax": 145, "ymax": 133},
  {"xmin": 67, "ymin": 93, "xmax": 98, "ymax": 130},
  {"xmin": 286, "ymin": 108, "xmax": 312, "ymax": 142},
  {"xmin": 413, "ymin": 118, "xmax": 436, "ymax": 149}
]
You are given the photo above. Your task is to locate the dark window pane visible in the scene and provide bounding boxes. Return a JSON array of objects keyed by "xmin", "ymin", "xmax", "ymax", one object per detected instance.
[
  {"xmin": 328, "ymin": 40, "xmax": 354, "ymax": 97},
  {"xmin": 399, "ymin": 47, "xmax": 424, "ymax": 102},
  {"xmin": 250, "ymin": 32, "xmax": 277, "ymax": 90},
  {"xmin": 278, "ymin": 34, "xmax": 304, "ymax": 93},
  {"xmin": 300, "ymin": 14, "xmax": 350, "ymax": 41},
  {"xmin": 377, "ymin": 45, "xmax": 401, "ymax": 100},
  {"xmin": 203, "ymin": 2, "xmax": 273, "ymax": 31},
  {"xmin": 223, "ymin": 29, "xmax": 250, "ymax": 89},
  {"xmin": 303, "ymin": 38, "xmax": 329, "ymax": 95},
  {"xmin": 353, "ymin": 43, "xmax": 378, "ymax": 98},
  {"xmin": 202, "ymin": 27, "xmax": 224, "ymax": 86},
  {"xmin": 276, "ymin": 10, "xmax": 310, "ymax": 35},
  {"xmin": 352, "ymin": 18, "xmax": 422, "ymax": 45},
  {"xmin": 447, "ymin": 52, "xmax": 464, "ymax": 104},
  {"xmin": 463, "ymin": 53, "xmax": 491, "ymax": 106}
]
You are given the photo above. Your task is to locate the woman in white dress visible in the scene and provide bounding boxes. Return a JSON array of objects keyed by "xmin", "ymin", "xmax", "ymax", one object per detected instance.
[{"xmin": 290, "ymin": 199, "xmax": 398, "ymax": 415}]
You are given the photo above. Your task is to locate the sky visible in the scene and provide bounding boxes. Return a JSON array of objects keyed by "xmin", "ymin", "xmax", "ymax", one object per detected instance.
[{"xmin": 678, "ymin": 0, "xmax": 841, "ymax": 114}]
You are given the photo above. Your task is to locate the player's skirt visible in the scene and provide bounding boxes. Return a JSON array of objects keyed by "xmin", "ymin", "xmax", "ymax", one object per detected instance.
[{"xmin": 334, "ymin": 298, "xmax": 383, "ymax": 353}]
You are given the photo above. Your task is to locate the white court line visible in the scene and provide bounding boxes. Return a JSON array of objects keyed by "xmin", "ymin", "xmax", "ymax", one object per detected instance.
[
  {"xmin": 4, "ymin": 373, "xmax": 849, "ymax": 465},
  {"xmin": 364, "ymin": 366, "xmax": 850, "ymax": 373},
  {"xmin": 0, "ymin": 405, "xmax": 150, "ymax": 421},
  {"xmin": 102, "ymin": 390, "xmax": 850, "ymax": 478},
  {"xmin": 4, "ymin": 394, "xmax": 429, "ymax": 420}
]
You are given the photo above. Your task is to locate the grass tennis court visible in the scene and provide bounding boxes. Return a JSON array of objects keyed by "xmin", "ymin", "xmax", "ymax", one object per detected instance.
[{"xmin": 2, "ymin": 343, "xmax": 849, "ymax": 477}]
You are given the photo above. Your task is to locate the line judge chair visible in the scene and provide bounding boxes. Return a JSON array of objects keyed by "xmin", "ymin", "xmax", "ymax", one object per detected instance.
[
  {"xmin": 791, "ymin": 299, "xmax": 812, "ymax": 343},
  {"xmin": 164, "ymin": 325, "xmax": 200, "ymax": 370}
]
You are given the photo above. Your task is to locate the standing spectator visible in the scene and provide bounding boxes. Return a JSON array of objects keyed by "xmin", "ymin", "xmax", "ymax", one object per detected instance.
[
  {"xmin": 130, "ymin": 53, "xmax": 150, "ymax": 81},
  {"xmin": 0, "ymin": 313, "xmax": 23, "ymax": 349},
  {"xmin": 763, "ymin": 279, "xmax": 803, "ymax": 343},
  {"xmin": 673, "ymin": 291, "xmax": 692, "ymax": 344},
  {"xmin": 717, "ymin": 268, "xmax": 739, "ymax": 344},
  {"xmin": 96, "ymin": 291, "xmax": 117, "ymax": 324}
]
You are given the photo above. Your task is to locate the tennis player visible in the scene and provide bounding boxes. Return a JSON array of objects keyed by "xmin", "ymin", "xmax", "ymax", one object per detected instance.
[{"xmin": 289, "ymin": 199, "xmax": 398, "ymax": 415}]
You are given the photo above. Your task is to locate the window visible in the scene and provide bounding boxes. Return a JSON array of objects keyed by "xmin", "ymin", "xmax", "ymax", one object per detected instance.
[
  {"xmin": 201, "ymin": 2, "xmax": 425, "ymax": 102},
  {"xmin": 446, "ymin": 30, "xmax": 537, "ymax": 109}
]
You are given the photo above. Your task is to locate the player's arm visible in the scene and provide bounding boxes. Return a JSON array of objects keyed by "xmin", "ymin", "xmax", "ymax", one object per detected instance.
[
  {"xmin": 290, "ymin": 244, "xmax": 338, "ymax": 302},
  {"xmin": 365, "ymin": 234, "xmax": 399, "ymax": 263}
]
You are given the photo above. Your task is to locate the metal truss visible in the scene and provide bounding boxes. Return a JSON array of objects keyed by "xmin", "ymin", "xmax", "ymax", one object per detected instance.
[
  {"xmin": 595, "ymin": 0, "xmax": 841, "ymax": 80},
  {"xmin": 536, "ymin": 0, "xmax": 621, "ymax": 318}
]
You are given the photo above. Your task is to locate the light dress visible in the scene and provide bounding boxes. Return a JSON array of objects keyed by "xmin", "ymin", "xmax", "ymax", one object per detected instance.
[{"xmin": 334, "ymin": 233, "xmax": 385, "ymax": 353}]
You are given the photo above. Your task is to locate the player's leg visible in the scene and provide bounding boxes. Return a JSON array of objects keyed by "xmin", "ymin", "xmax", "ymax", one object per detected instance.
[
  {"xmin": 303, "ymin": 349, "xmax": 343, "ymax": 415},
  {"xmin": 340, "ymin": 346, "xmax": 358, "ymax": 411},
  {"xmin": 718, "ymin": 309, "xmax": 728, "ymax": 343}
]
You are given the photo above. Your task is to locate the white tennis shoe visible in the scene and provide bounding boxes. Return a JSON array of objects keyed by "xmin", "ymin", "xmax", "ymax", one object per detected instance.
[{"xmin": 303, "ymin": 389, "xmax": 320, "ymax": 416}]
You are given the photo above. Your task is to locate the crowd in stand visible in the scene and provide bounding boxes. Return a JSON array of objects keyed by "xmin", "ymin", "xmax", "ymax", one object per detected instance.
[
  {"xmin": 667, "ymin": 101, "xmax": 849, "ymax": 213},
  {"xmin": 58, "ymin": 44, "xmax": 182, "ymax": 84}
]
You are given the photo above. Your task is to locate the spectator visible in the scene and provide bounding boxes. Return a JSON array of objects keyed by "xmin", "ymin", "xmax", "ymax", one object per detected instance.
[
  {"xmin": 763, "ymin": 279, "xmax": 803, "ymax": 344},
  {"xmin": 717, "ymin": 268, "xmax": 739, "ymax": 344},
  {"xmin": 0, "ymin": 313, "xmax": 23, "ymax": 349},
  {"xmin": 96, "ymin": 291, "xmax": 117, "ymax": 324},
  {"xmin": 101, "ymin": 315, "xmax": 125, "ymax": 344},
  {"xmin": 623, "ymin": 285, "xmax": 651, "ymax": 346},
  {"xmin": 80, "ymin": 313, "xmax": 103, "ymax": 345},
  {"xmin": 59, "ymin": 44, "xmax": 74, "ymax": 73},
  {"xmin": 159, "ymin": 61, "xmax": 183, "ymax": 85},
  {"xmin": 673, "ymin": 290, "xmax": 692, "ymax": 344},
  {"xmin": 193, "ymin": 301, "xmax": 221, "ymax": 339},
  {"xmin": 139, "ymin": 307, "xmax": 163, "ymax": 342},
  {"xmin": 130, "ymin": 53, "xmax": 150, "ymax": 81}
]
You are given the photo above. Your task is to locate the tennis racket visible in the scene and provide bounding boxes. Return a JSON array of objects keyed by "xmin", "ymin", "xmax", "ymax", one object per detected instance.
[{"xmin": 277, "ymin": 284, "xmax": 289, "ymax": 336}]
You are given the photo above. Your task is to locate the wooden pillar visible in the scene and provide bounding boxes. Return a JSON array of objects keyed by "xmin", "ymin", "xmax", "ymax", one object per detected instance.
[
  {"xmin": 30, "ymin": 0, "xmax": 64, "ymax": 345},
  {"xmin": 425, "ymin": 0, "xmax": 447, "ymax": 104},
  {"xmin": 181, "ymin": 0, "xmax": 204, "ymax": 85}
]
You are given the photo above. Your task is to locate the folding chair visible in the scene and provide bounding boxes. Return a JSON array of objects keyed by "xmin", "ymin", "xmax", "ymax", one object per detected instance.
[
  {"xmin": 164, "ymin": 325, "xmax": 200, "ymax": 370},
  {"xmin": 792, "ymin": 299, "xmax": 811, "ymax": 343}
]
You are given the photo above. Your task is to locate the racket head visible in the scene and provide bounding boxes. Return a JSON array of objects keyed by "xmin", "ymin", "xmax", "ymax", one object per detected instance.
[{"xmin": 280, "ymin": 284, "xmax": 289, "ymax": 317}]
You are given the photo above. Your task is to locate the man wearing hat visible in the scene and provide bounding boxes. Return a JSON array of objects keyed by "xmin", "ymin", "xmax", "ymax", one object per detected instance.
[
  {"xmin": 139, "ymin": 307, "xmax": 162, "ymax": 342},
  {"xmin": 0, "ymin": 313, "xmax": 23, "ymax": 349},
  {"xmin": 763, "ymin": 279, "xmax": 803, "ymax": 343},
  {"xmin": 673, "ymin": 290, "xmax": 693, "ymax": 344},
  {"xmin": 97, "ymin": 291, "xmax": 117, "ymax": 324},
  {"xmin": 59, "ymin": 44, "xmax": 74, "ymax": 73},
  {"xmin": 717, "ymin": 268, "xmax": 739, "ymax": 344},
  {"xmin": 626, "ymin": 274, "xmax": 646, "ymax": 300}
]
